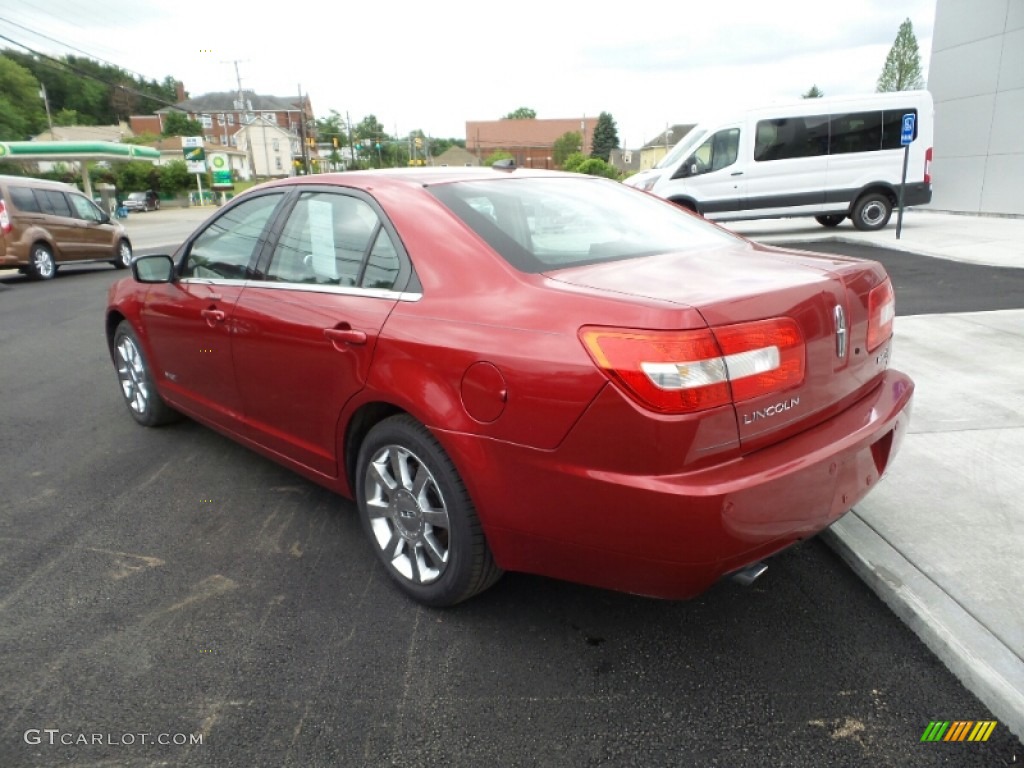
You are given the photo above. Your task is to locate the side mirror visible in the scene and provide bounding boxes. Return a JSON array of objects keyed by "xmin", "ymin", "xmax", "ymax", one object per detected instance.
[{"xmin": 132, "ymin": 253, "xmax": 175, "ymax": 284}]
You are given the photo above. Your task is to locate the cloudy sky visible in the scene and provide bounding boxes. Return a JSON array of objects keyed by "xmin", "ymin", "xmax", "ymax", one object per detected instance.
[{"xmin": 1, "ymin": 0, "xmax": 936, "ymax": 147}]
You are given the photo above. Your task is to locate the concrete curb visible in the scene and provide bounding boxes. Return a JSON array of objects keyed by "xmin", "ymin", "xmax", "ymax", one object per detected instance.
[{"xmin": 824, "ymin": 513, "xmax": 1024, "ymax": 741}]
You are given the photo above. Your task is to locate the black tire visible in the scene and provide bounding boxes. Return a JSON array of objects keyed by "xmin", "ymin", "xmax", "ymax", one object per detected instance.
[
  {"xmin": 26, "ymin": 243, "xmax": 56, "ymax": 280},
  {"xmin": 355, "ymin": 414, "xmax": 502, "ymax": 606},
  {"xmin": 815, "ymin": 214, "xmax": 845, "ymax": 228},
  {"xmin": 112, "ymin": 320, "xmax": 180, "ymax": 427},
  {"xmin": 112, "ymin": 238, "xmax": 132, "ymax": 269},
  {"xmin": 851, "ymin": 193, "xmax": 892, "ymax": 231}
]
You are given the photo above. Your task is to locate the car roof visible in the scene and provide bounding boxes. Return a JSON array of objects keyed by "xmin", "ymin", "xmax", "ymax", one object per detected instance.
[
  {"xmin": 257, "ymin": 166, "xmax": 579, "ymax": 194},
  {"xmin": 0, "ymin": 174, "xmax": 75, "ymax": 191}
]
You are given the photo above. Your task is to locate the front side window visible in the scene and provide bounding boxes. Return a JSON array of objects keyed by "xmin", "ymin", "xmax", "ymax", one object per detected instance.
[
  {"xmin": 429, "ymin": 177, "xmax": 735, "ymax": 273},
  {"xmin": 266, "ymin": 192, "xmax": 380, "ymax": 287},
  {"xmin": 68, "ymin": 193, "xmax": 105, "ymax": 221},
  {"xmin": 183, "ymin": 193, "xmax": 283, "ymax": 279},
  {"xmin": 688, "ymin": 128, "xmax": 741, "ymax": 175}
]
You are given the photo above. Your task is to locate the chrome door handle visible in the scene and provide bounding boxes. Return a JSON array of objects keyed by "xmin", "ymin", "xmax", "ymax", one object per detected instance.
[
  {"xmin": 200, "ymin": 308, "xmax": 226, "ymax": 327},
  {"xmin": 324, "ymin": 327, "xmax": 368, "ymax": 346}
]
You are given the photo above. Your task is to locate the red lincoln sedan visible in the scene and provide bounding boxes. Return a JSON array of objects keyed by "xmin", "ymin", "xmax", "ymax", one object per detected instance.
[{"xmin": 106, "ymin": 167, "xmax": 913, "ymax": 606}]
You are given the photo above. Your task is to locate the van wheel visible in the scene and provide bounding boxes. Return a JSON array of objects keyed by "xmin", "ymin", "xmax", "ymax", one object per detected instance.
[
  {"xmin": 815, "ymin": 214, "xmax": 845, "ymax": 228},
  {"xmin": 851, "ymin": 194, "xmax": 892, "ymax": 231},
  {"xmin": 112, "ymin": 239, "xmax": 133, "ymax": 269},
  {"xmin": 27, "ymin": 243, "xmax": 56, "ymax": 280}
]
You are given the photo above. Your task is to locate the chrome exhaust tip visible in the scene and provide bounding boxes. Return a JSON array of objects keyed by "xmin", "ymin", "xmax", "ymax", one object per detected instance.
[{"xmin": 730, "ymin": 561, "xmax": 768, "ymax": 587}]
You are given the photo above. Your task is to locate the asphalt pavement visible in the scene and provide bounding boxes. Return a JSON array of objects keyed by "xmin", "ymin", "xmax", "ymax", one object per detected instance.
[
  {"xmin": 731, "ymin": 210, "xmax": 1024, "ymax": 742},
  {"xmin": 0, "ymin": 204, "xmax": 1022, "ymax": 766}
]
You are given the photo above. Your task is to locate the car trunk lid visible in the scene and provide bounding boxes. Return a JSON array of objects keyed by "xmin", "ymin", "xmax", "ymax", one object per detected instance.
[{"xmin": 547, "ymin": 242, "xmax": 894, "ymax": 450}]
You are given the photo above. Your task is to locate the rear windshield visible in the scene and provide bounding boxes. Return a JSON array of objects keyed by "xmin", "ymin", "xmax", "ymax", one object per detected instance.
[{"xmin": 428, "ymin": 176, "xmax": 736, "ymax": 273}]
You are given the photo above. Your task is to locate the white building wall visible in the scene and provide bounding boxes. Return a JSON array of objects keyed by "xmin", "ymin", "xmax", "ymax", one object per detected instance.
[{"xmin": 928, "ymin": 0, "xmax": 1024, "ymax": 215}]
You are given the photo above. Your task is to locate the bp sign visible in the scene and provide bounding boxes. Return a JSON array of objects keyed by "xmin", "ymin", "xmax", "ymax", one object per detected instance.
[{"xmin": 209, "ymin": 153, "xmax": 233, "ymax": 189}]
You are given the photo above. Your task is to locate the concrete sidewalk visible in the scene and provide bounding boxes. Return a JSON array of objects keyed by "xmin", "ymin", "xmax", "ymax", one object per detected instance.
[{"xmin": 727, "ymin": 212, "xmax": 1024, "ymax": 740}]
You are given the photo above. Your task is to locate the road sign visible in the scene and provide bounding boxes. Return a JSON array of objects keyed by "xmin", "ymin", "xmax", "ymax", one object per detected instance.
[{"xmin": 901, "ymin": 114, "xmax": 916, "ymax": 146}]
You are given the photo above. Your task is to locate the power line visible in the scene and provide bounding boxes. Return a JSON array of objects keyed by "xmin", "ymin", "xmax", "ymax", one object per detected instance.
[
  {"xmin": 0, "ymin": 14, "xmax": 161, "ymax": 86},
  {"xmin": 0, "ymin": 31, "xmax": 182, "ymax": 111}
]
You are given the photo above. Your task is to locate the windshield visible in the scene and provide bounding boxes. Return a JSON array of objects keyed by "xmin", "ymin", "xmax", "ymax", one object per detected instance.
[
  {"xmin": 128, "ymin": 193, "xmax": 146, "ymax": 200},
  {"xmin": 428, "ymin": 176, "xmax": 736, "ymax": 273}
]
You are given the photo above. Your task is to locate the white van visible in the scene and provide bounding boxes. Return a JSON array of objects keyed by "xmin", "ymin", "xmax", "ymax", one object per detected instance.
[{"xmin": 625, "ymin": 91, "xmax": 933, "ymax": 231}]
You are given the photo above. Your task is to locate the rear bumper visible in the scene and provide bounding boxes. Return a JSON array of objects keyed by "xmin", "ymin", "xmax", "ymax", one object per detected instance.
[
  {"xmin": 903, "ymin": 183, "xmax": 932, "ymax": 207},
  {"xmin": 439, "ymin": 369, "xmax": 914, "ymax": 599}
]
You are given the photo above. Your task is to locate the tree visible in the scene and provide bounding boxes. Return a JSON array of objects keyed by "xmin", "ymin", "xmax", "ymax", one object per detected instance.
[
  {"xmin": 877, "ymin": 18, "xmax": 925, "ymax": 92},
  {"xmin": 114, "ymin": 160, "xmax": 160, "ymax": 195},
  {"xmin": 0, "ymin": 55, "xmax": 46, "ymax": 140},
  {"xmin": 503, "ymin": 107, "xmax": 536, "ymax": 120},
  {"xmin": 553, "ymin": 131, "xmax": 582, "ymax": 167},
  {"xmin": 802, "ymin": 85, "xmax": 824, "ymax": 98},
  {"xmin": 161, "ymin": 110, "xmax": 204, "ymax": 137},
  {"xmin": 158, "ymin": 160, "xmax": 191, "ymax": 194},
  {"xmin": 428, "ymin": 137, "xmax": 465, "ymax": 157},
  {"xmin": 590, "ymin": 112, "xmax": 620, "ymax": 162},
  {"xmin": 483, "ymin": 150, "xmax": 514, "ymax": 165}
]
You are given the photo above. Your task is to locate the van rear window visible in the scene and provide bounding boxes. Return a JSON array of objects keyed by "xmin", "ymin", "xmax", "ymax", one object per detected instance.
[{"xmin": 8, "ymin": 186, "xmax": 42, "ymax": 213}]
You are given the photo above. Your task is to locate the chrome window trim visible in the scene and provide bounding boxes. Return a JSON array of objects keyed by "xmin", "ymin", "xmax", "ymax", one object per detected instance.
[
  {"xmin": 179, "ymin": 278, "xmax": 250, "ymax": 289},
  {"xmin": 178, "ymin": 277, "xmax": 421, "ymax": 302}
]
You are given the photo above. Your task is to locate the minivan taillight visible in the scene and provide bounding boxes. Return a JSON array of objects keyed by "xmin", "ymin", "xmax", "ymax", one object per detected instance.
[
  {"xmin": 580, "ymin": 318, "xmax": 805, "ymax": 415},
  {"xmin": 0, "ymin": 199, "xmax": 11, "ymax": 235},
  {"xmin": 924, "ymin": 147, "xmax": 933, "ymax": 185},
  {"xmin": 867, "ymin": 279, "xmax": 895, "ymax": 352}
]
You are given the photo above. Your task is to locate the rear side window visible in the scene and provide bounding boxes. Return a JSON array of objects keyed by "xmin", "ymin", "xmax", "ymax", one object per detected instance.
[
  {"xmin": 37, "ymin": 190, "xmax": 73, "ymax": 217},
  {"xmin": 754, "ymin": 115, "xmax": 829, "ymax": 161},
  {"xmin": 8, "ymin": 186, "xmax": 42, "ymax": 212},
  {"xmin": 266, "ymin": 192, "xmax": 377, "ymax": 287}
]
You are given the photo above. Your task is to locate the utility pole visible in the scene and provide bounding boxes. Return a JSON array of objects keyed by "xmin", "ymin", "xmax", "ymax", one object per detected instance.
[
  {"xmin": 346, "ymin": 111, "xmax": 355, "ymax": 170},
  {"xmin": 224, "ymin": 59, "xmax": 257, "ymax": 181},
  {"xmin": 298, "ymin": 84, "xmax": 310, "ymax": 175},
  {"xmin": 39, "ymin": 84, "xmax": 54, "ymax": 136}
]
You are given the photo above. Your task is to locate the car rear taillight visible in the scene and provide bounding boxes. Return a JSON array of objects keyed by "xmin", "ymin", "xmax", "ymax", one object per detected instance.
[
  {"xmin": 924, "ymin": 147, "xmax": 933, "ymax": 185},
  {"xmin": 580, "ymin": 318, "xmax": 805, "ymax": 415},
  {"xmin": 0, "ymin": 199, "xmax": 11, "ymax": 235},
  {"xmin": 867, "ymin": 279, "xmax": 895, "ymax": 352}
]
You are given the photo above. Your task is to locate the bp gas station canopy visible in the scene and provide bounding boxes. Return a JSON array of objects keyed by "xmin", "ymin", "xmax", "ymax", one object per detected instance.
[{"xmin": 0, "ymin": 140, "xmax": 161, "ymax": 197}]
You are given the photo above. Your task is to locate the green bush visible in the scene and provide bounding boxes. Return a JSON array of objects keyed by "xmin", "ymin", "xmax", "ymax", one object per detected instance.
[{"xmin": 565, "ymin": 156, "xmax": 621, "ymax": 180}]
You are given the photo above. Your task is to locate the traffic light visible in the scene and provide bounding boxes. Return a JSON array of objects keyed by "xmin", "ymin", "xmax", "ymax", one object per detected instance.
[
  {"xmin": 414, "ymin": 137, "xmax": 423, "ymax": 149},
  {"xmin": 332, "ymin": 137, "xmax": 338, "ymax": 148}
]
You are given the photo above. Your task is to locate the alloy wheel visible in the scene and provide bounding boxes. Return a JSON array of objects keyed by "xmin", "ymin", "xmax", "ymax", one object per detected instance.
[{"xmin": 363, "ymin": 444, "xmax": 451, "ymax": 585}]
